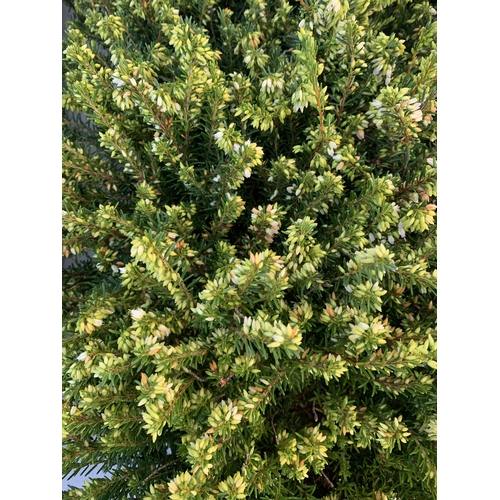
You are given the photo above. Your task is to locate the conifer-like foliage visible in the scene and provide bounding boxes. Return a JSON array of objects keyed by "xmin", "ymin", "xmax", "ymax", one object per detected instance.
[{"xmin": 62, "ymin": 1, "xmax": 437, "ymax": 498}]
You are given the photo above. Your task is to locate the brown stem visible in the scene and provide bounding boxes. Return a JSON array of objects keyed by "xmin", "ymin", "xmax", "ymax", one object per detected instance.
[
  {"xmin": 141, "ymin": 460, "xmax": 178, "ymax": 484},
  {"xmin": 321, "ymin": 470, "xmax": 335, "ymax": 489},
  {"xmin": 297, "ymin": 0, "xmax": 312, "ymax": 11}
]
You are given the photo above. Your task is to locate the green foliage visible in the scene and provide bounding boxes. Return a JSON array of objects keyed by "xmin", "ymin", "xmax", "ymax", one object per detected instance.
[{"xmin": 62, "ymin": 0, "xmax": 437, "ymax": 498}]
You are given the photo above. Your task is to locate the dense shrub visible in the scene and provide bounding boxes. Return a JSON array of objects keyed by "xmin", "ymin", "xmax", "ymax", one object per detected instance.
[{"xmin": 62, "ymin": 1, "xmax": 437, "ymax": 499}]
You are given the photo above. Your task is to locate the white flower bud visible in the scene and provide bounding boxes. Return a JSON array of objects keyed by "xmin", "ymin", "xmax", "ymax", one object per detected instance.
[
  {"xmin": 410, "ymin": 109, "xmax": 423, "ymax": 122},
  {"xmin": 157, "ymin": 325, "xmax": 170, "ymax": 335},
  {"xmin": 398, "ymin": 222, "xmax": 406, "ymax": 239},
  {"xmin": 112, "ymin": 76, "xmax": 125, "ymax": 87},
  {"xmin": 131, "ymin": 308, "xmax": 146, "ymax": 320},
  {"xmin": 385, "ymin": 66, "xmax": 392, "ymax": 86}
]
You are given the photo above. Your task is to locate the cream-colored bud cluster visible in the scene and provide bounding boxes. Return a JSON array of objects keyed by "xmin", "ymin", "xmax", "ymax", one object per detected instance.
[
  {"xmin": 277, "ymin": 430, "xmax": 309, "ymax": 480},
  {"xmin": 242, "ymin": 315, "xmax": 303, "ymax": 353},
  {"xmin": 284, "ymin": 217, "xmax": 326, "ymax": 287},
  {"xmin": 368, "ymin": 87, "xmax": 424, "ymax": 139},
  {"xmin": 217, "ymin": 471, "xmax": 247, "ymax": 500},
  {"xmin": 96, "ymin": 14, "xmax": 125, "ymax": 45},
  {"xmin": 377, "ymin": 416, "xmax": 411, "ymax": 452},
  {"xmin": 347, "ymin": 315, "xmax": 390, "ymax": 353},
  {"xmin": 342, "ymin": 244, "xmax": 397, "ymax": 283},
  {"xmin": 129, "ymin": 233, "xmax": 195, "ymax": 310},
  {"xmin": 76, "ymin": 299, "xmax": 116, "ymax": 335},
  {"xmin": 249, "ymin": 203, "xmax": 285, "ymax": 244},
  {"xmin": 206, "ymin": 400, "xmax": 243, "ymax": 438},
  {"xmin": 186, "ymin": 435, "xmax": 219, "ymax": 475},
  {"xmin": 260, "ymin": 73, "xmax": 284, "ymax": 95},
  {"xmin": 350, "ymin": 280, "xmax": 387, "ymax": 313},
  {"xmin": 137, "ymin": 373, "xmax": 183, "ymax": 441},
  {"xmin": 401, "ymin": 206, "xmax": 436, "ymax": 233},
  {"xmin": 367, "ymin": 32, "xmax": 405, "ymax": 85}
]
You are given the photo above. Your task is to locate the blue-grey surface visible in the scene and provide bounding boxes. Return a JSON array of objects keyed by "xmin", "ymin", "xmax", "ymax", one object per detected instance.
[
  {"xmin": 63, "ymin": 2, "xmax": 71, "ymax": 38},
  {"xmin": 63, "ymin": 469, "xmax": 112, "ymax": 491}
]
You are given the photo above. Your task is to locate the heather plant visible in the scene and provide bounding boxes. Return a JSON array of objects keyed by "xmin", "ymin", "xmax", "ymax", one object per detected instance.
[{"xmin": 62, "ymin": 1, "xmax": 437, "ymax": 499}]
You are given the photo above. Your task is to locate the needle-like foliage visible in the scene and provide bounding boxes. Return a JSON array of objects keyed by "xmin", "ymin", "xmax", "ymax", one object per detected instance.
[{"xmin": 62, "ymin": 1, "xmax": 437, "ymax": 499}]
